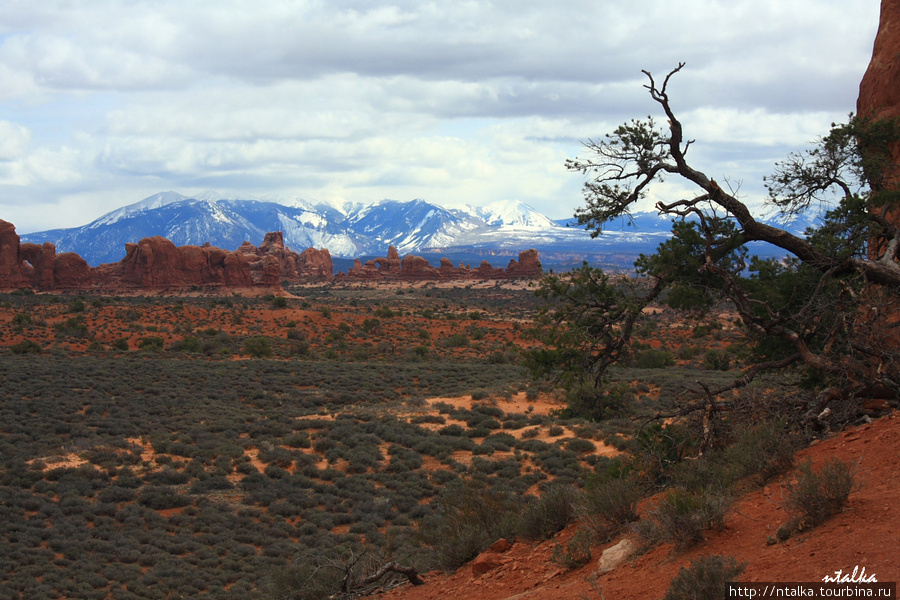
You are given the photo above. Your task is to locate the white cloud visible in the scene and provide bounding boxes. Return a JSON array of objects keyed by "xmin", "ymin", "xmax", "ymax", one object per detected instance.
[{"xmin": 0, "ymin": 0, "xmax": 883, "ymax": 231}]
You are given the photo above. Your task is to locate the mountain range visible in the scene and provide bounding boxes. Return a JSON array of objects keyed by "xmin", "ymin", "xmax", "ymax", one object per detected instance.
[{"xmin": 20, "ymin": 192, "xmax": 820, "ymax": 272}]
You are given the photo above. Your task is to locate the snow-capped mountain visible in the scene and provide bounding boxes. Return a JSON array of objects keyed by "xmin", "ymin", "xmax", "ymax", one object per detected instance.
[
  {"xmin": 21, "ymin": 192, "xmax": 811, "ymax": 270},
  {"xmin": 24, "ymin": 192, "xmax": 364, "ymax": 266},
  {"xmin": 470, "ymin": 199, "xmax": 558, "ymax": 229}
]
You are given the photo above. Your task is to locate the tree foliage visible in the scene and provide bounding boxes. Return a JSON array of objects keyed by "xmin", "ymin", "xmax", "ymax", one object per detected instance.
[{"xmin": 530, "ymin": 63, "xmax": 900, "ymax": 422}]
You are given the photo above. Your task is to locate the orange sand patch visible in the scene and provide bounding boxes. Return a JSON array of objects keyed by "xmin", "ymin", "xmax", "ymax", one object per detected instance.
[
  {"xmin": 29, "ymin": 452, "xmax": 91, "ymax": 471},
  {"xmin": 244, "ymin": 448, "xmax": 268, "ymax": 473}
]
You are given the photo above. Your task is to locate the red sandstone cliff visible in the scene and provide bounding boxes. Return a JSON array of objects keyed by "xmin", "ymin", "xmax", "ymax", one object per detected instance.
[{"xmin": 858, "ymin": 0, "xmax": 900, "ymax": 121}]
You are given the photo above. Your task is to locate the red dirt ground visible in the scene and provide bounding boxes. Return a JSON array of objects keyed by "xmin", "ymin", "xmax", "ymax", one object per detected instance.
[{"xmin": 377, "ymin": 411, "xmax": 900, "ymax": 600}]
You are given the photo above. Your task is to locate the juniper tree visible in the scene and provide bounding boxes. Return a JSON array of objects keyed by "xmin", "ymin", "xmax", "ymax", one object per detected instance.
[{"xmin": 529, "ymin": 64, "xmax": 900, "ymax": 430}]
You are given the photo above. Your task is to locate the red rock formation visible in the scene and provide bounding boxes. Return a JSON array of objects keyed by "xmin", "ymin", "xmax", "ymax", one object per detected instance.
[
  {"xmin": 296, "ymin": 247, "xmax": 332, "ymax": 278},
  {"xmin": 20, "ymin": 242, "xmax": 56, "ymax": 289},
  {"xmin": 858, "ymin": 0, "xmax": 900, "ymax": 121},
  {"xmin": 53, "ymin": 253, "xmax": 94, "ymax": 288},
  {"xmin": 400, "ymin": 255, "xmax": 441, "ymax": 279},
  {"xmin": 0, "ymin": 221, "xmax": 329, "ymax": 291},
  {"xmin": 858, "ymin": 0, "xmax": 900, "ymax": 195},
  {"xmin": 858, "ymin": 0, "xmax": 900, "ymax": 356},
  {"xmin": 347, "ymin": 246, "xmax": 542, "ymax": 281},
  {"xmin": 505, "ymin": 249, "xmax": 542, "ymax": 279},
  {"xmin": 236, "ymin": 231, "xmax": 332, "ymax": 283},
  {"xmin": 0, "ymin": 220, "xmax": 28, "ymax": 289},
  {"xmin": 346, "ymin": 245, "xmax": 402, "ymax": 278}
]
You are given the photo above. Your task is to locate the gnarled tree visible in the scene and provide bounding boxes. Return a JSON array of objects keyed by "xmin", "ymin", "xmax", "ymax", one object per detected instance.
[{"xmin": 530, "ymin": 64, "xmax": 900, "ymax": 431}]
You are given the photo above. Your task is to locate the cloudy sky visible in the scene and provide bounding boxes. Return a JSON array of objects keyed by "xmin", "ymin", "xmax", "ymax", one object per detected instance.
[{"xmin": 0, "ymin": 0, "xmax": 881, "ymax": 234}]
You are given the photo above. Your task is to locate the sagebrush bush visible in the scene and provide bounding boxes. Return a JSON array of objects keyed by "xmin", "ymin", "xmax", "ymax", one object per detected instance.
[
  {"xmin": 662, "ymin": 554, "xmax": 746, "ymax": 600},
  {"xmin": 779, "ymin": 459, "xmax": 857, "ymax": 538},
  {"xmin": 550, "ymin": 528, "xmax": 594, "ymax": 569},
  {"xmin": 637, "ymin": 487, "xmax": 730, "ymax": 551},
  {"xmin": 725, "ymin": 420, "xmax": 796, "ymax": 485},
  {"xmin": 421, "ymin": 483, "xmax": 521, "ymax": 572},
  {"xmin": 518, "ymin": 483, "xmax": 581, "ymax": 540},
  {"xmin": 579, "ymin": 476, "xmax": 640, "ymax": 540}
]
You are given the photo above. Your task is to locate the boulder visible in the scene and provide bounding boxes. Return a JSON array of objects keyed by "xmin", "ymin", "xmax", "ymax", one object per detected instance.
[
  {"xmin": 596, "ymin": 538, "xmax": 637, "ymax": 575},
  {"xmin": 471, "ymin": 551, "xmax": 503, "ymax": 577}
]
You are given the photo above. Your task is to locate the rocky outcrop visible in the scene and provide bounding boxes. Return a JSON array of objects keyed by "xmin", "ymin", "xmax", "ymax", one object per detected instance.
[
  {"xmin": 0, "ymin": 220, "xmax": 29, "ymax": 289},
  {"xmin": 93, "ymin": 237, "xmax": 255, "ymax": 288},
  {"xmin": 505, "ymin": 248, "xmax": 542, "ymax": 278},
  {"xmin": 858, "ymin": 0, "xmax": 900, "ymax": 121},
  {"xmin": 0, "ymin": 220, "xmax": 331, "ymax": 291},
  {"xmin": 53, "ymin": 252, "xmax": 94, "ymax": 288},
  {"xmin": 346, "ymin": 246, "xmax": 542, "ymax": 281},
  {"xmin": 236, "ymin": 231, "xmax": 333, "ymax": 283},
  {"xmin": 858, "ymin": 0, "xmax": 900, "ymax": 197}
]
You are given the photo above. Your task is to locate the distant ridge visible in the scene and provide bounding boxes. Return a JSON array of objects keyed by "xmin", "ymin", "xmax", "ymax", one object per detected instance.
[{"xmin": 22, "ymin": 192, "xmax": 820, "ymax": 270}]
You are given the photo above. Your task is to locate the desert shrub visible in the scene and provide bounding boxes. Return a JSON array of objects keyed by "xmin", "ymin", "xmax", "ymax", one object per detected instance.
[
  {"xmin": 137, "ymin": 485, "xmax": 190, "ymax": 510},
  {"xmin": 520, "ymin": 427, "xmax": 540, "ymax": 439},
  {"xmin": 550, "ymin": 528, "xmax": 594, "ymax": 569},
  {"xmin": 778, "ymin": 459, "xmax": 857, "ymax": 540},
  {"xmin": 172, "ymin": 335, "xmax": 202, "ymax": 353},
  {"xmin": 374, "ymin": 306, "xmax": 394, "ymax": 318},
  {"xmin": 437, "ymin": 424, "xmax": 464, "ymax": 437},
  {"xmin": 283, "ymin": 432, "xmax": 311, "ymax": 448},
  {"xmin": 633, "ymin": 349, "xmax": 675, "ymax": 369},
  {"xmin": 672, "ymin": 419, "xmax": 796, "ymax": 494},
  {"xmin": 636, "ymin": 487, "xmax": 730, "ymax": 551},
  {"xmin": 286, "ymin": 327, "xmax": 306, "ymax": 341},
  {"xmin": 630, "ymin": 423, "xmax": 696, "ymax": 484},
  {"xmin": 421, "ymin": 482, "xmax": 521, "ymax": 572},
  {"xmin": 565, "ymin": 438, "xmax": 596, "ymax": 454},
  {"xmin": 55, "ymin": 315, "xmax": 90, "ymax": 338},
  {"xmin": 243, "ymin": 336, "xmax": 273, "ymax": 358},
  {"xmin": 271, "ymin": 296, "xmax": 288, "ymax": 308},
  {"xmin": 409, "ymin": 415, "xmax": 445, "ymax": 425},
  {"xmin": 579, "ymin": 476, "xmax": 640, "ymax": 540},
  {"xmin": 264, "ymin": 558, "xmax": 343, "ymax": 600},
  {"xmin": 703, "ymin": 349, "xmax": 730, "ymax": 371},
  {"xmin": 405, "ymin": 345, "xmax": 429, "ymax": 361},
  {"xmin": 725, "ymin": 420, "xmax": 796, "ymax": 484},
  {"xmin": 360, "ymin": 318, "xmax": 381, "ymax": 334},
  {"xmin": 12, "ymin": 312, "xmax": 32, "ymax": 328},
  {"xmin": 547, "ymin": 425, "xmax": 564, "ymax": 437},
  {"xmin": 10, "ymin": 339, "xmax": 42, "ymax": 354},
  {"xmin": 676, "ymin": 345, "xmax": 700, "ymax": 360},
  {"xmin": 67, "ymin": 298, "xmax": 86, "ymax": 313},
  {"xmin": 662, "ymin": 554, "xmax": 747, "ymax": 600},
  {"xmin": 444, "ymin": 333, "xmax": 469, "ymax": 348},
  {"xmin": 518, "ymin": 483, "xmax": 581, "ymax": 540},
  {"xmin": 111, "ymin": 337, "xmax": 130, "ymax": 351},
  {"xmin": 562, "ymin": 381, "xmax": 635, "ymax": 421},
  {"xmin": 138, "ymin": 336, "xmax": 164, "ymax": 352}
]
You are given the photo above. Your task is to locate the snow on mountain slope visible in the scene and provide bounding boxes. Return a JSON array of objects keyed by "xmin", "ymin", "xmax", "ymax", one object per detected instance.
[
  {"xmin": 469, "ymin": 199, "xmax": 560, "ymax": 229},
  {"xmin": 21, "ymin": 191, "xmax": 815, "ymax": 269}
]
